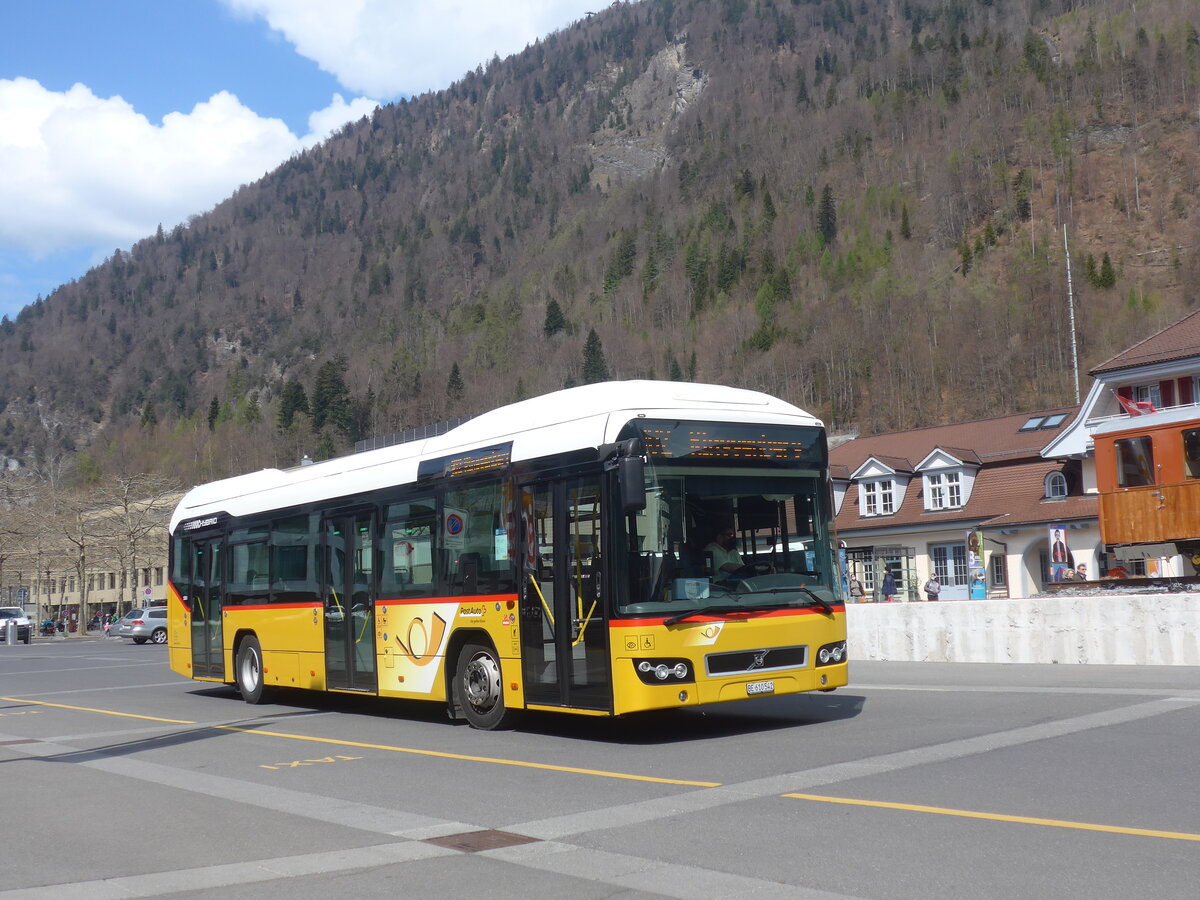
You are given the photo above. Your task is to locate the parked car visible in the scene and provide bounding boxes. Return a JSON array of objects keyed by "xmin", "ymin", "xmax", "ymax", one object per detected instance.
[
  {"xmin": 117, "ymin": 607, "xmax": 168, "ymax": 644},
  {"xmin": 108, "ymin": 610, "xmax": 137, "ymax": 637},
  {"xmin": 0, "ymin": 607, "xmax": 31, "ymax": 644}
]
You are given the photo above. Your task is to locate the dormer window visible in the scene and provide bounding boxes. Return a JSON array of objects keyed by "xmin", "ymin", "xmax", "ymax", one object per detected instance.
[
  {"xmin": 926, "ymin": 471, "xmax": 962, "ymax": 510},
  {"xmin": 861, "ymin": 479, "xmax": 894, "ymax": 516},
  {"xmin": 1044, "ymin": 471, "xmax": 1068, "ymax": 499}
]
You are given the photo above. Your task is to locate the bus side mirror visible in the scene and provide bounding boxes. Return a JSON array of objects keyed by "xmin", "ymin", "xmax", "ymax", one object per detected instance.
[{"xmin": 619, "ymin": 455, "xmax": 646, "ymax": 513}]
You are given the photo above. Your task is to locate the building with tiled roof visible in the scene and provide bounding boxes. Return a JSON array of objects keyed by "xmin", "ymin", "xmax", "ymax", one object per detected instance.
[
  {"xmin": 831, "ymin": 407, "xmax": 1099, "ymax": 601},
  {"xmin": 1043, "ymin": 307, "xmax": 1200, "ymax": 577},
  {"xmin": 1045, "ymin": 308, "xmax": 1200, "ymax": 461},
  {"xmin": 831, "ymin": 307, "xmax": 1200, "ymax": 600}
]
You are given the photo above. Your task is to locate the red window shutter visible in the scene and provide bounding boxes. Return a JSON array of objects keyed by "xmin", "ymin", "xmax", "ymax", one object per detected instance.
[
  {"xmin": 1159, "ymin": 380, "xmax": 1175, "ymax": 407},
  {"xmin": 1178, "ymin": 378, "xmax": 1194, "ymax": 405},
  {"xmin": 1116, "ymin": 386, "xmax": 1132, "ymax": 400}
]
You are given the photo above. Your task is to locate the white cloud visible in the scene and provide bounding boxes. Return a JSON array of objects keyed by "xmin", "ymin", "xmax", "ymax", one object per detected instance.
[
  {"xmin": 0, "ymin": 78, "xmax": 377, "ymax": 258},
  {"xmin": 222, "ymin": 0, "xmax": 603, "ymax": 98},
  {"xmin": 304, "ymin": 94, "xmax": 381, "ymax": 146}
]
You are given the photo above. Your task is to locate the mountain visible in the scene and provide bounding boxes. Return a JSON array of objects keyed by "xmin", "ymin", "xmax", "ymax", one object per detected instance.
[{"xmin": 2, "ymin": 0, "xmax": 1199, "ymax": 486}]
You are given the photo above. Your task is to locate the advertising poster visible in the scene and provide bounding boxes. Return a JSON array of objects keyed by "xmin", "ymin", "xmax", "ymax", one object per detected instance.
[
  {"xmin": 967, "ymin": 529, "xmax": 987, "ymax": 598},
  {"xmin": 1048, "ymin": 525, "xmax": 1072, "ymax": 582}
]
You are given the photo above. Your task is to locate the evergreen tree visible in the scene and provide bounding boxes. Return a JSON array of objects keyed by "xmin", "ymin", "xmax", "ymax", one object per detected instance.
[
  {"xmin": 447, "ymin": 362, "xmax": 465, "ymax": 402},
  {"xmin": 1098, "ymin": 252, "xmax": 1117, "ymax": 289},
  {"xmin": 582, "ymin": 329, "xmax": 609, "ymax": 384},
  {"xmin": 1014, "ymin": 169, "xmax": 1032, "ymax": 220},
  {"xmin": 140, "ymin": 404, "xmax": 157, "ymax": 430},
  {"xmin": 668, "ymin": 355, "xmax": 683, "ymax": 382},
  {"xmin": 277, "ymin": 381, "xmax": 309, "ymax": 431},
  {"xmin": 543, "ymin": 298, "xmax": 566, "ymax": 336},
  {"xmin": 238, "ymin": 392, "xmax": 262, "ymax": 425},
  {"xmin": 817, "ymin": 184, "xmax": 837, "ymax": 245},
  {"xmin": 762, "ymin": 189, "xmax": 777, "ymax": 223},
  {"xmin": 900, "ymin": 203, "xmax": 912, "ymax": 240},
  {"xmin": 312, "ymin": 356, "xmax": 353, "ymax": 437},
  {"xmin": 207, "ymin": 397, "xmax": 220, "ymax": 431}
]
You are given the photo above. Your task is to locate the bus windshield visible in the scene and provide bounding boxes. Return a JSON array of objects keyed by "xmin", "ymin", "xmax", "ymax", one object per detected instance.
[{"xmin": 615, "ymin": 421, "xmax": 839, "ymax": 617}]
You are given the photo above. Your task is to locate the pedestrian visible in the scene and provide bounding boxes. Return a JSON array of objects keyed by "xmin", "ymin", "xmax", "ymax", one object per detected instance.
[
  {"xmin": 881, "ymin": 564, "xmax": 896, "ymax": 603},
  {"xmin": 923, "ymin": 573, "xmax": 941, "ymax": 601},
  {"xmin": 848, "ymin": 575, "xmax": 865, "ymax": 602},
  {"xmin": 1075, "ymin": 563, "xmax": 1088, "ymax": 581}
]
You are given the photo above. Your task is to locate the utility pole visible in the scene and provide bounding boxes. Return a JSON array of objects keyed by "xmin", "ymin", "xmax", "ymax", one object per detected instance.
[{"xmin": 1063, "ymin": 224, "xmax": 1080, "ymax": 404}]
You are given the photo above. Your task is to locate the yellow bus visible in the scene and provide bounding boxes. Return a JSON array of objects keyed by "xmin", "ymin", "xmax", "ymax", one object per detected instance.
[{"xmin": 168, "ymin": 381, "xmax": 848, "ymax": 729}]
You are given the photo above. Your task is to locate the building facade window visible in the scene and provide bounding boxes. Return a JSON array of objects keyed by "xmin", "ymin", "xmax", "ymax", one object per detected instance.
[
  {"xmin": 155, "ymin": 567, "xmax": 164, "ymax": 586},
  {"xmin": 861, "ymin": 479, "xmax": 895, "ymax": 516},
  {"xmin": 1044, "ymin": 471, "xmax": 1068, "ymax": 499},
  {"xmin": 990, "ymin": 554, "xmax": 1007, "ymax": 587},
  {"xmin": 926, "ymin": 472, "xmax": 962, "ymax": 510},
  {"xmin": 930, "ymin": 543, "xmax": 969, "ymax": 585},
  {"xmin": 1132, "ymin": 384, "xmax": 1162, "ymax": 409}
]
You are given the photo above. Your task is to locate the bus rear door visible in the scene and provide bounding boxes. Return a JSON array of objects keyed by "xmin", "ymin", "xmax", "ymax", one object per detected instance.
[{"xmin": 322, "ymin": 511, "xmax": 378, "ymax": 693}]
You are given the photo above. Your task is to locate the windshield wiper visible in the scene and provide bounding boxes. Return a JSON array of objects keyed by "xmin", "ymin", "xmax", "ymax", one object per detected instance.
[
  {"xmin": 798, "ymin": 586, "xmax": 835, "ymax": 616},
  {"xmin": 664, "ymin": 604, "xmax": 751, "ymax": 626},
  {"xmin": 730, "ymin": 583, "xmax": 835, "ymax": 615}
]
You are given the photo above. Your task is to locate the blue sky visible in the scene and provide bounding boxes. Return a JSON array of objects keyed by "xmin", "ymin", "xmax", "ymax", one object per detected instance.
[{"xmin": 0, "ymin": 0, "xmax": 600, "ymax": 320}]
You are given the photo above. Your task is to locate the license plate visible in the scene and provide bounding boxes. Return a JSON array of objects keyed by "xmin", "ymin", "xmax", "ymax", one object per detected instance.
[{"xmin": 746, "ymin": 680, "xmax": 775, "ymax": 695}]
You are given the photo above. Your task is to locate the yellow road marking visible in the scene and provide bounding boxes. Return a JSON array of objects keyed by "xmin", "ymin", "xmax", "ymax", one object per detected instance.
[
  {"xmin": 784, "ymin": 792, "xmax": 1200, "ymax": 843},
  {"xmin": 217, "ymin": 725, "xmax": 721, "ymax": 787},
  {"xmin": 2, "ymin": 695, "xmax": 715, "ymax": 786},
  {"xmin": 0, "ymin": 696, "xmax": 196, "ymax": 725}
]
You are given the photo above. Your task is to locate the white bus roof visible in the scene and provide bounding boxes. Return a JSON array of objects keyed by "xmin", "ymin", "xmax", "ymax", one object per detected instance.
[{"xmin": 170, "ymin": 380, "xmax": 821, "ymax": 532}]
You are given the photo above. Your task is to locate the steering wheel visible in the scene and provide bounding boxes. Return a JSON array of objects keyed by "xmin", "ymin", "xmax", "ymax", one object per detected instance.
[{"xmin": 734, "ymin": 562, "xmax": 773, "ymax": 577}]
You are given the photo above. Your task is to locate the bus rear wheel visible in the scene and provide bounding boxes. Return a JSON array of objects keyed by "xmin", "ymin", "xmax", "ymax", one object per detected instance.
[
  {"xmin": 457, "ymin": 642, "xmax": 516, "ymax": 730},
  {"xmin": 236, "ymin": 636, "xmax": 268, "ymax": 704}
]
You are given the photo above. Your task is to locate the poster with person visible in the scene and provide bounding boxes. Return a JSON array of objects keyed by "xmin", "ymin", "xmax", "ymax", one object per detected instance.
[
  {"xmin": 1048, "ymin": 526, "xmax": 1072, "ymax": 582},
  {"xmin": 966, "ymin": 529, "xmax": 987, "ymax": 598},
  {"xmin": 966, "ymin": 529, "xmax": 984, "ymax": 573}
]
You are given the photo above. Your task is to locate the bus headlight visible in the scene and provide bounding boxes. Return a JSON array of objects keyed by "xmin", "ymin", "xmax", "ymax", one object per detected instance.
[
  {"xmin": 815, "ymin": 641, "xmax": 847, "ymax": 667},
  {"xmin": 633, "ymin": 658, "xmax": 694, "ymax": 684}
]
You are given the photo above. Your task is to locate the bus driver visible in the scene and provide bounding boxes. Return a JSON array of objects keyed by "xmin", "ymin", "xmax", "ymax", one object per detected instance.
[{"xmin": 706, "ymin": 524, "xmax": 744, "ymax": 576}]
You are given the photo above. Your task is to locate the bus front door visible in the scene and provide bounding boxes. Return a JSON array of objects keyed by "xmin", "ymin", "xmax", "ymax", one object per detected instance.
[
  {"xmin": 322, "ymin": 512, "xmax": 378, "ymax": 693},
  {"xmin": 190, "ymin": 538, "xmax": 224, "ymax": 678},
  {"xmin": 520, "ymin": 476, "xmax": 610, "ymax": 711}
]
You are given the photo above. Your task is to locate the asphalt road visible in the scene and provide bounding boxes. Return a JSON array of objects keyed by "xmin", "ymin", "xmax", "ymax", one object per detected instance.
[{"xmin": 2, "ymin": 636, "xmax": 1198, "ymax": 899}]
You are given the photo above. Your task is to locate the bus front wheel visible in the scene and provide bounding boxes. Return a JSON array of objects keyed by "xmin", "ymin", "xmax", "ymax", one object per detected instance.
[
  {"xmin": 236, "ymin": 636, "xmax": 268, "ymax": 704},
  {"xmin": 457, "ymin": 642, "xmax": 516, "ymax": 730}
]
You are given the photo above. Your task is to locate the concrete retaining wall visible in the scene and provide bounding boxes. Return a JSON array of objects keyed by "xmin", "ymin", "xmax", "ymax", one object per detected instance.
[{"xmin": 846, "ymin": 593, "xmax": 1200, "ymax": 665}]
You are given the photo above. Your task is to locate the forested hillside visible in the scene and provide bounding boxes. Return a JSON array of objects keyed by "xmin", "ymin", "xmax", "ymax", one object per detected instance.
[{"xmin": 2, "ymin": 0, "xmax": 1199, "ymax": 486}]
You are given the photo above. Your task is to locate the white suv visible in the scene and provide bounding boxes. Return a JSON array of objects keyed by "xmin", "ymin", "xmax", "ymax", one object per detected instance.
[{"xmin": 0, "ymin": 607, "xmax": 32, "ymax": 644}]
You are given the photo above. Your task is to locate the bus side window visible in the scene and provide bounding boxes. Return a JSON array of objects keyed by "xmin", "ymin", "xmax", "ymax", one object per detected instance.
[
  {"xmin": 229, "ymin": 541, "xmax": 269, "ymax": 605},
  {"xmin": 443, "ymin": 482, "xmax": 515, "ymax": 595},
  {"xmin": 381, "ymin": 498, "xmax": 436, "ymax": 597},
  {"xmin": 271, "ymin": 513, "xmax": 319, "ymax": 604},
  {"xmin": 172, "ymin": 536, "xmax": 193, "ymax": 611}
]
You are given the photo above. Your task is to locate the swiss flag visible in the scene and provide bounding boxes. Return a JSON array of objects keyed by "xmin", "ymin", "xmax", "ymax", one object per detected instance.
[{"xmin": 1114, "ymin": 391, "xmax": 1156, "ymax": 416}]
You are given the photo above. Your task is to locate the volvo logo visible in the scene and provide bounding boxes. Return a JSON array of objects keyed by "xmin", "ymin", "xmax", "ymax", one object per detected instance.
[{"xmin": 746, "ymin": 649, "xmax": 769, "ymax": 670}]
